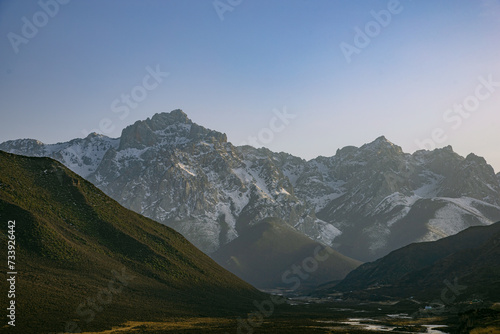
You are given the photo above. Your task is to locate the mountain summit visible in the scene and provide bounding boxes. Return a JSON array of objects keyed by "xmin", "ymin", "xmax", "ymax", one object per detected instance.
[
  {"xmin": 119, "ymin": 110, "xmax": 227, "ymax": 150},
  {"xmin": 1, "ymin": 110, "xmax": 499, "ymax": 261},
  {"xmin": 361, "ymin": 135, "xmax": 402, "ymax": 151}
]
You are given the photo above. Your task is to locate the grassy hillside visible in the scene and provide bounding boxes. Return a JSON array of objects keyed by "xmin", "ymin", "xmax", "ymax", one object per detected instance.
[
  {"xmin": 0, "ymin": 151, "xmax": 265, "ymax": 333},
  {"xmin": 212, "ymin": 217, "xmax": 361, "ymax": 290}
]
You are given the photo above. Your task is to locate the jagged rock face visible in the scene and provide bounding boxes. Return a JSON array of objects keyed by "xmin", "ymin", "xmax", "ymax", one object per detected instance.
[
  {"xmin": 1, "ymin": 112, "xmax": 500, "ymax": 260},
  {"xmin": 297, "ymin": 138, "xmax": 500, "ymax": 260},
  {"xmin": 87, "ymin": 111, "xmax": 323, "ymax": 253}
]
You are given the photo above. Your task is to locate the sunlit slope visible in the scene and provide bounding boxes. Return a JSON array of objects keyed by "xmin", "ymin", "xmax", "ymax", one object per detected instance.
[{"xmin": 0, "ymin": 151, "xmax": 265, "ymax": 334}]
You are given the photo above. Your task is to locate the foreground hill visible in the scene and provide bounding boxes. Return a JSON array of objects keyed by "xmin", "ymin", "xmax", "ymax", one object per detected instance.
[
  {"xmin": 212, "ymin": 218, "xmax": 361, "ymax": 290},
  {"xmin": 328, "ymin": 222, "xmax": 500, "ymax": 301},
  {"xmin": 0, "ymin": 151, "xmax": 265, "ymax": 333},
  {"xmin": 2, "ymin": 110, "xmax": 500, "ymax": 261}
]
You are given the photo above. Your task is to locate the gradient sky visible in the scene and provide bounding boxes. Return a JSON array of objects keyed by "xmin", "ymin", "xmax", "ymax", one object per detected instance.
[{"xmin": 1, "ymin": 0, "xmax": 499, "ymax": 172}]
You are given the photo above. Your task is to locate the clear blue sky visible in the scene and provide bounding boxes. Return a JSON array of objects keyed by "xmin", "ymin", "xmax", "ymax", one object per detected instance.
[{"xmin": 1, "ymin": 0, "xmax": 499, "ymax": 172}]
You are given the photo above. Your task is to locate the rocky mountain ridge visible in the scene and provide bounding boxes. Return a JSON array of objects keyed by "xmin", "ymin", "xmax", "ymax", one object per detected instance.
[{"xmin": 2, "ymin": 109, "xmax": 499, "ymax": 260}]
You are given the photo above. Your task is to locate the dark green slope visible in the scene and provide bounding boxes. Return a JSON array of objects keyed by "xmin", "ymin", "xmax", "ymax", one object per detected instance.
[
  {"xmin": 212, "ymin": 218, "xmax": 361, "ymax": 290},
  {"xmin": 331, "ymin": 222, "xmax": 500, "ymax": 301},
  {"xmin": 394, "ymin": 225, "xmax": 500, "ymax": 300},
  {"xmin": 0, "ymin": 151, "xmax": 265, "ymax": 333}
]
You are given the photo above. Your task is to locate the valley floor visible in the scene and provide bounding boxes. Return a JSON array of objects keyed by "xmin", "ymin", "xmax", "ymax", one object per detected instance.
[
  {"xmin": 71, "ymin": 301, "xmax": 500, "ymax": 334},
  {"xmin": 72, "ymin": 318, "xmax": 451, "ymax": 334}
]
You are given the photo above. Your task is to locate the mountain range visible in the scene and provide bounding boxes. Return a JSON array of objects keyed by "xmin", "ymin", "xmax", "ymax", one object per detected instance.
[
  {"xmin": 2, "ymin": 109, "xmax": 500, "ymax": 262},
  {"xmin": 1, "ymin": 149, "xmax": 498, "ymax": 333}
]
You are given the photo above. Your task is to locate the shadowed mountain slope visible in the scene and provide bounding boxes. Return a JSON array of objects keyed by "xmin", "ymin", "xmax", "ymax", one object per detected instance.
[
  {"xmin": 212, "ymin": 218, "xmax": 361, "ymax": 290},
  {"xmin": 330, "ymin": 222, "xmax": 500, "ymax": 301}
]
